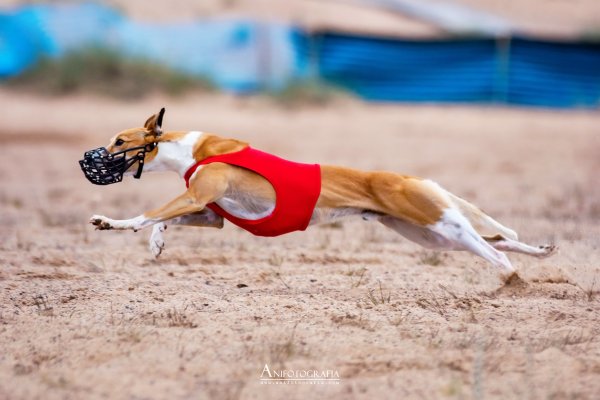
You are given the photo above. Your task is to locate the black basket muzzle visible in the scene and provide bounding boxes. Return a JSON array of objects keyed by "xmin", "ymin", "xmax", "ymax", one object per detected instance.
[{"xmin": 78, "ymin": 143, "xmax": 155, "ymax": 185}]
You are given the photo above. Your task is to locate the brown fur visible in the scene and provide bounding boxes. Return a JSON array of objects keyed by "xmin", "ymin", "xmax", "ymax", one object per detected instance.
[
  {"xmin": 317, "ymin": 166, "xmax": 447, "ymax": 225},
  {"xmin": 192, "ymin": 134, "xmax": 249, "ymax": 161},
  {"xmin": 107, "ymin": 128, "xmax": 159, "ymax": 164}
]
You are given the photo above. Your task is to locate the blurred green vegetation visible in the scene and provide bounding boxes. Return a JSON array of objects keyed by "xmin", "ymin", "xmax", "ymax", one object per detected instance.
[
  {"xmin": 268, "ymin": 79, "xmax": 353, "ymax": 107},
  {"xmin": 4, "ymin": 47, "xmax": 352, "ymax": 105},
  {"xmin": 581, "ymin": 26, "xmax": 600, "ymax": 43},
  {"xmin": 6, "ymin": 48, "xmax": 214, "ymax": 98}
]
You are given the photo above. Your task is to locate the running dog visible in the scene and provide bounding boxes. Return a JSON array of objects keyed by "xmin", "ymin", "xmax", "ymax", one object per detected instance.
[{"xmin": 80, "ymin": 108, "xmax": 556, "ymax": 281}]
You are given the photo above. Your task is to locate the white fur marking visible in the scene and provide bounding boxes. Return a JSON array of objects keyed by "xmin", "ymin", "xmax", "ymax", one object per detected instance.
[
  {"xmin": 145, "ymin": 131, "xmax": 203, "ymax": 177},
  {"xmin": 379, "ymin": 215, "xmax": 452, "ymax": 249},
  {"xmin": 149, "ymin": 222, "xmax": 166, "ymax": 257},
  {"xmin": 429, "ymin": 208, "xmax": 514, "ymax": 272},
  {"xmin": 488, "ymin": 237, "xmax": 557, "ymax": 258},
  {"xmin": 90, "ymin": 214, "xmax": 150, "ymax": 231}
]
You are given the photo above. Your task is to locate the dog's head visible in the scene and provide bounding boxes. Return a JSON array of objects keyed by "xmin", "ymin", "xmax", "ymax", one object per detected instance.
[{"xmin": 79, "ymin": 108, "xmax": 166, "ymax": 185}]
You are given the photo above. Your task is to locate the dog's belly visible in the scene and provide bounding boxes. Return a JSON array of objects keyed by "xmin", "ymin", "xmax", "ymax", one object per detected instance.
[
  {"xmin": 309, "ymin": 207, "xmax": 369, "ymax": 225},
  {"xmin": 215, "ymin": 192, "xmax": 275, "ymax": 220},
  {"xmin": 215, "ymin": 191, "xmax": 368, "ymax": 225}
]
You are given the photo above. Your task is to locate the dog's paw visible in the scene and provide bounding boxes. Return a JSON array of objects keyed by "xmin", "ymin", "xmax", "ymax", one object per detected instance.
[
  {"xmin": 149, "ymin": 223, "xmax": 166, "ymax": 258},
  {"xmin": 149, "ymin": 236, "xmax": 165, "ymax": 258},
  {"xmin": 90, "ymin": 215, "xmax": 112, "ymax": 230},
  {"xmin": 536, "ymin": 244, "xmax": 558, "ymax": 258}
]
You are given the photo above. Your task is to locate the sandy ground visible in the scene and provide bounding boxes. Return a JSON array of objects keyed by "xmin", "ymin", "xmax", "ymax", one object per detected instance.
[{"xmin": 0, "ymin": 89, "xmax": 600, "ymax": 399}]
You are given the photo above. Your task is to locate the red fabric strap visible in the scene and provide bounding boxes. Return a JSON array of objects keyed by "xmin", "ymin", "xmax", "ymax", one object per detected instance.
[{"xmin": 184, "ymin": 147, "xmax": 321, "ymax": 237}]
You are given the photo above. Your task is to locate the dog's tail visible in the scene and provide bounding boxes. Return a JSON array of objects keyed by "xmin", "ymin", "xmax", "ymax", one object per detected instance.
[{"xmin": 446, "ymin": 192, "xmax": 518, "ymax": 240}]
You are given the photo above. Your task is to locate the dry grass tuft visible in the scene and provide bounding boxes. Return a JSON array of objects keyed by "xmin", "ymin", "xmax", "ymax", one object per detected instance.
[
  {"xmin": 331, "ymin": 313, "xmax": 376, "ymax": 331},
  {"xmin": 166, "ymin": 307, "xmax": 198, "ymax": 328},
  {"xmin": 34, "ymin": 295, "xmax": 54, "ymax": 317},
  {"xmin": 367, "ymin": 281, "xmax": 392, "ymax": 305},
  {"xmin": 418, "ymin": 251, "xmax": 445, "ymax": 266},
  {"xmin": 268, "ymin": 253, "xmax": 284, "ymax": 267},
  {"xmin": 347, "ymin": 267, "xmax": 368, "ymax": 288}
]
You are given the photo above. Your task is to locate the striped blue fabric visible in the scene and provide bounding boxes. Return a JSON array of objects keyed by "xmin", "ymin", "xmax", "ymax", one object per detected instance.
[{"xmin": 308, "ymin": 33, "xmax": 600, "ymax": 108}]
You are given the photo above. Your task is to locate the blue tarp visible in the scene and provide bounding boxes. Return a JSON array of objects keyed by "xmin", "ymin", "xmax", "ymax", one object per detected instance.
[
  {"xmin": 0, "ymin": 9, "xmax": 50, "ymax": 77},
  {"xmin": 311, "ymin": 34, "xmax": 498, "ymax": 102},
  {"xmin": 311, "ymin": 32, "xmax": 600, "ymax": 108},
  {"xmin": 508, "ymin": 39, "xmax": 600, "ymax": 107},
  {"xmin": 1, "ymin": 3, "xmax": 599, "ymax": 107},
  {"xmin": 0, "ymin": 3, "xmax": 121, "ymax": 76}
]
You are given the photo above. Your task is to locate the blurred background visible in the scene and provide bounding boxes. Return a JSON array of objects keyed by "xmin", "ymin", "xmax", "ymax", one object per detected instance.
[{"xmin": 1, "ymin": 0, "xmax": 600, "ymax": 106}]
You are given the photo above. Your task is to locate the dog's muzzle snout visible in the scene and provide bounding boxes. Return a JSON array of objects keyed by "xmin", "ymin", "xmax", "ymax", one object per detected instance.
[{"xmin": 78, "ymin": 143, "xmax": 155, "ymax": 185}]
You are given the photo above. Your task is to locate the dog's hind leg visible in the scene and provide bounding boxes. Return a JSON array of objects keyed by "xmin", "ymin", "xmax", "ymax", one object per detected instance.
[
  {"xmin": 377, "ymin": 215, "xmax": 453, "ymax": 250},
  {"xmin": 367, "ymin": 177, "xmax": 514, "ymax": 278},
  {"xmin": 446, "ymin": 192, "xmax": 518, "ymax": 240},
  {"xmin": 149, "ymin": 209, "xmax": 224, "ymax": 258},
  {"xmin": 430, "ymin": 208, "xmax": 516, "ymax": 279},
  {"xmin": 378, "ymin": 210, "xmax": 514, "ymax": 280},
  {"xmin": 483, "ymin": 234, "xmax": 557, "ymax": 258}
]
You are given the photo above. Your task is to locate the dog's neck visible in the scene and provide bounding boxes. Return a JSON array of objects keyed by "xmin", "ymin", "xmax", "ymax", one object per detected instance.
[
  {"xmin": 144, "ymin": 131, "xmax": 203, "ymax": 177},
  {"xmin": 141, "ymin": 131, "xmax": 249, "ymax": 178}
]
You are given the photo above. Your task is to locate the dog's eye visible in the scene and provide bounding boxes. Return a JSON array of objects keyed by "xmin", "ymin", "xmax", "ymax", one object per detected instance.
[{"xmin": 115, "ymin": 138, "xmax": 125, "ymax": 146}]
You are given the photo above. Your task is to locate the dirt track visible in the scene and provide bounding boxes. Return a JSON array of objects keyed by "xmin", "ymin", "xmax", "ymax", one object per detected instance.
[{"xmin": 1, "ymin": 89, "xmax": 599, "ymax": 399}]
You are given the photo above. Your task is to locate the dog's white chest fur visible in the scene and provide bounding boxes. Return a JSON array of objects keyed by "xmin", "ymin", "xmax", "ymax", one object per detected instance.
[{"xmin": 146, "ymin": 131, "xmax": 203, "ymax": 177}]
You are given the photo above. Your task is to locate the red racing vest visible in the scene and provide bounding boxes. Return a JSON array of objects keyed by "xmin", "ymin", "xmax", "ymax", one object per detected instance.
[{"xmin": 183, "ymin": 147, "xmax": 321, "ymax": 237}]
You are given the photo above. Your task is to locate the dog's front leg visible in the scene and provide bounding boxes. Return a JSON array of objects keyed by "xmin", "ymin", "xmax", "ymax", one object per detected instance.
[
  {"xmin": 148, "ymin": 209, "xmax": 224, "ymax": 258},
  {"xmin": 90, "ymin": 192, "xmax": 204, "ymax": 232},
  {"xmin": 90, "ymin": 164, "xmax": 229, "ymax": 233},
  {"xmin": 149, "ymin": 222, "xmax": 167, "ymax": 257},
  {"xmin": 90, "ymin": 214, "xmax": 152, "ymax": 232}
]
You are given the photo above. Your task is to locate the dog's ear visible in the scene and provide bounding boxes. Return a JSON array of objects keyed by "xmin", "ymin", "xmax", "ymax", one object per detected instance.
[{"xmin": 144, "ymin": 107, "xmax": 165, "ymax": 136}]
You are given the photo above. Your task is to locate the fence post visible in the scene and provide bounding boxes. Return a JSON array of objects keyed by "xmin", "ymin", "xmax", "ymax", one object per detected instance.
[{"xmin": 494, "ymin": 36, "xmax": 511, "ymax": 104}]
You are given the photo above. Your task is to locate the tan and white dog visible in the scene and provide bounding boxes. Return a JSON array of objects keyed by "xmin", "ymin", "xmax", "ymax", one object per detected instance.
[{"xmin": 88, "ymin": 109, "xmax": 556, "ymax": 281}]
